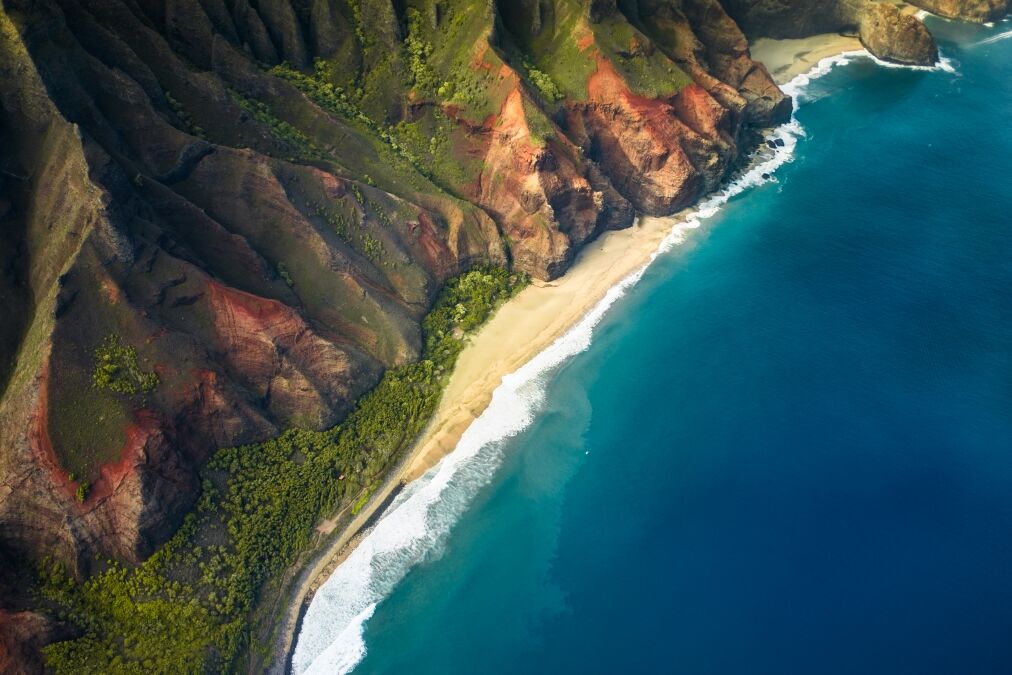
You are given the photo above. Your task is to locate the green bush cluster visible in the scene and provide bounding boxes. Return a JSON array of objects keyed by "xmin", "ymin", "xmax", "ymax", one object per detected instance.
[
  {"xmin": 91, "ymin": 334, "xmax": 158, "ymax": 396},
  {"xmin": 164, "ymin": 91, "xmax": 207, "ymax": 140},
  {"xmin": 405, "ymin": 9, "xmax": 437, "ymax": 93},
  {"xmin": 276, "ymin": 263, "xmax": 295, "ymax": 289},
  {"xmin": 41, "ymin": 267, "xmax": 527, "ymax": 674},
  {"xmin": 524, "ymin": 60, "xmax": 563, "ymax": 103}
]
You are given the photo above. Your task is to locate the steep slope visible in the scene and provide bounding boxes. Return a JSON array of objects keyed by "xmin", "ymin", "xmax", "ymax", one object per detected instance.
[
  {"xmin": 0, "ymin": 0, "xmax": 790, "ymax": 588},
  {"xmin": 0, "ymin": 0, "xmax": 996, "ymax": 671}
]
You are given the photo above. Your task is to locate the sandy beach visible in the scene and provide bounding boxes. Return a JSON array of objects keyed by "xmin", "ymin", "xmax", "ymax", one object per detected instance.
[
  {"xmin": 403, "ymin": 213, "xmax": 692, "ymax": 480},
  {"xmin": 752, "ymin": 33, "xmax": 863, "ymax": 83},
  {"xmin": 274, "ymin": 30, "xmax": 865, "ymax": 670}
]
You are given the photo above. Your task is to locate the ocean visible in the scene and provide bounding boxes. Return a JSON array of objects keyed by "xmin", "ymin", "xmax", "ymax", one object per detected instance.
[{"xmin": 292, "ymin": 18, "xmax": 1012, "ymax": 674}]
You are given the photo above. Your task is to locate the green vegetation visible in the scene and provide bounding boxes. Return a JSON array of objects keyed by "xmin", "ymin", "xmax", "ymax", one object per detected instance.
[
  {"xmin": 75, "ymin": 482, "xmax": 88, "ymax": 503},
  {"xmin": 164, "ymin": 91, "xmax": 206, "ymax": 140},
  {"xmin": 92, "ymin": 335, "xmax": 158, "ymax": 396},
  {"xmin": 276, "ymin": 263, "xmax": 295, "ymax": 289},
  {"xmin": 524, "ymin": 60, "xmax": 564, "ymax": 103},
  {"xmin": 593, "ymin": 17, "xmax": 691, "ymax": 98},
  {"xmin": 405, "ymin": 8, "xmax": 438, "ymax": 94},
  {"xmin": 523, "ymin": 98, "xmax": 557, "ymax": 146},
  {"xmin": 41, "ymin": 267, "xmax": 527, "ymax": 674},
  {"xmin": 268, "ymin": 62, "xmax": 437, "ymax": 184},
  {"xmin": 228, "ymin": 89, "xmax": 326, "ymax": 161}
]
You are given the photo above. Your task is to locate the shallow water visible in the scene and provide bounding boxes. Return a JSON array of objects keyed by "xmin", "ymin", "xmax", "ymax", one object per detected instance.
[{"xmin": 294, "ymin": 18, "xmax": 1012, "ymax": 674}]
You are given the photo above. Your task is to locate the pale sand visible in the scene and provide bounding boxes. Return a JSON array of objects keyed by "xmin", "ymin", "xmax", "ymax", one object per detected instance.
[{"xmin": 752, "ymin": 33, "xmax": 863, "ymax": 83}]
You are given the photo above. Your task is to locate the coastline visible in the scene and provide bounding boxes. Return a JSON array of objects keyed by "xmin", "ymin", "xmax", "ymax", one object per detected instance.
[
  {"xmin": 276, "ymin": 31, "xmax": 865, "ymax": 674},
  {"xmin": 270, "ymin": 210, "xmax": 693, "ymax": 672},
  {"xmin": 358, "ymin": 29, "xmax": 875, "ymax": 489}
]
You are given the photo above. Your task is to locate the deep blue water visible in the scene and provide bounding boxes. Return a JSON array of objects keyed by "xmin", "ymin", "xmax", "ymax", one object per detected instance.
[{"xmin": 304, "ymin": 19, "xmax": 1012, "ymax": 674}]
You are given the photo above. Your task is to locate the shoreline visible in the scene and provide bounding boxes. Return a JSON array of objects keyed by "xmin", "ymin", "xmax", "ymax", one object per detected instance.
[
  {"xmin": 274, "ymin": 31, "xmax": 863, "ymax": 674},
  {"xmin": 269, "ymin": 208, "xmax": 694, "ymax": 672},
  {"xmin": 751, "ymin": 33, "xmax": 863, "ymax": 83}
]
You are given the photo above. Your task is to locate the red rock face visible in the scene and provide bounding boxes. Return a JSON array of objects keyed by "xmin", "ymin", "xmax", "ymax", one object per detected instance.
[
  {"xmin": 205, "ymin": 280, "xmax": 364, "ymax": 429},
  {"xmin": 0, "ymin": 608, "xmax": 73, "ymax": 674},
  {"xmin": 567, "ymin": 57, "xmax": 735, "ymax": 215},
  {"xmin": 478, "ymin": 86, "xmax": 633, "ymax": 278}
]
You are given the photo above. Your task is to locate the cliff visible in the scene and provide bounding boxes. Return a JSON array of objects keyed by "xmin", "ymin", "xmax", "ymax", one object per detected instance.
[
  {"xmin": 0, "ymin": 0, "xmax": 1001, "ymax": 671},
  {"xmin": 0, "ymin": 0, "xmax": 782, "ymax": 585}
]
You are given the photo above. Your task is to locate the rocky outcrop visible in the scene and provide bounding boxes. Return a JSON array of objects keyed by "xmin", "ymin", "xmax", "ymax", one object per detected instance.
[
  {"xmin": 627, "ymin": 0, "xmax": 793, "ymax": 127},
  {"xmin": 906, "ymin": 0, "xmax": 1008, "ymax": 22},
  {"xmin": 718, "ymin": 0, "xmax": 861, "ymax": 38},
  {"xmin": 498, "ymin": 0, "xmax": 774, "ymax": 218},
  {"xmin": 718, "ymin": 0, "xmax": 942, "ymax": 66},
  {"xmin": 859, "ymin": 2, "xmax": 939, "ymax": 65},
  {"xmin": 568, "ymin": 66, "xmax": 735, "ymax": 213}
]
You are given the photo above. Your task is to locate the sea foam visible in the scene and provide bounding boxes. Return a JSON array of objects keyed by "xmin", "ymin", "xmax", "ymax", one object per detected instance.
[
  {"xmin": 976, "ymin": 29, "xmax": 1012, "ymax": 45},
  {"xmin": 290, "ymin": 48, "xmax": 956, "ymax": 675}
]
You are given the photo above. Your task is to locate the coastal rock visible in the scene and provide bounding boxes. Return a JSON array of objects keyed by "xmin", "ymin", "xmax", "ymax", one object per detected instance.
[
  {"xmin": 626, "ymin": 0, "xmax": 794, "ymax": 127},
  {"xmin": 905, "ymin": 0, "xmax": 1009, "ymax": 22},
  {"xmin": 859, "ymin": 3, "xmax": 939, "ymax": 65}
]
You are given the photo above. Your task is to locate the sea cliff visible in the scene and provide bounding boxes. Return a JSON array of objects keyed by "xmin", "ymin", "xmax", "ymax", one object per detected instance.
[{"xmin": 0, "ymin": 0, "xmax": 1002, "ymax": 672}]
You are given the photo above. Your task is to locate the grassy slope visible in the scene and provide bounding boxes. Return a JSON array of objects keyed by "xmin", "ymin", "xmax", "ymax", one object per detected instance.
[{"xmin": 32, "ymin": 1, "xmax": 698, "ymax": 671}]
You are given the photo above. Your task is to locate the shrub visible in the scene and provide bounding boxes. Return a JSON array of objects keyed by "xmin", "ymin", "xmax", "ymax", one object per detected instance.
[{"xmin": 91, "ymin": 335, "xmax": 158, "ymax": 396}]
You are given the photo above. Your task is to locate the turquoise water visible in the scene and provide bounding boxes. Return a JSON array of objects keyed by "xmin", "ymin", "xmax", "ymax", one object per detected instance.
[{"xmin": 294, "ymin": 19, "xmax": 1012, "ymax": 674}]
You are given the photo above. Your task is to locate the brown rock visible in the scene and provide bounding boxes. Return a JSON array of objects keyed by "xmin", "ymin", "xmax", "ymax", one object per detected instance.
[
  {"xmin": 859, "ymin": 2, "xmax": 939, "ymax": 66},
  {"xmin": 905, "ymin": 0, "xmax": 1008, "ymax": 22}
]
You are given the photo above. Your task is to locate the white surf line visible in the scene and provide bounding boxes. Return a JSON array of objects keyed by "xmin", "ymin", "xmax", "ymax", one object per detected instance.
[
  {"xmin": 976, "ymin": 29, "xmax": 1012, "ymax": 45},
  {"xmin": 289, "ymin": 47, "xmax": 959, "ymax": 675}
]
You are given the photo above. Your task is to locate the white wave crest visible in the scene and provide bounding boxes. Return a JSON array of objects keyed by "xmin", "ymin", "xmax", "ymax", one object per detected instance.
[
  {"xmin": 289, "ymin": 44, "xmax": 957, "ymax": 675},
  {"xmin": 976, "ymin": 29, "xmax": 1012, "ymax": 45},
  {"xmin": 862, "ymin": 50, "xmax": 955, "ymax": 73}
]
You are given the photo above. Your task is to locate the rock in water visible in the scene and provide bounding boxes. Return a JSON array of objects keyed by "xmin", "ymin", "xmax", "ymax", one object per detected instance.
[{"xmin": 859, "ymin": 3, "xmax": 940, "ymax": 66}]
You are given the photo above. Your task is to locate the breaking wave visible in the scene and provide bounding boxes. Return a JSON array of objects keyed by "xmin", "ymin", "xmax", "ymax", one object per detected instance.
[
  {"xmin": 976, "ymin": 29, "xmax": 1012, "ymax": 45},
  {"xmin": 290, "ymin": 47, "xmax": 958, "ymax": 675}
]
